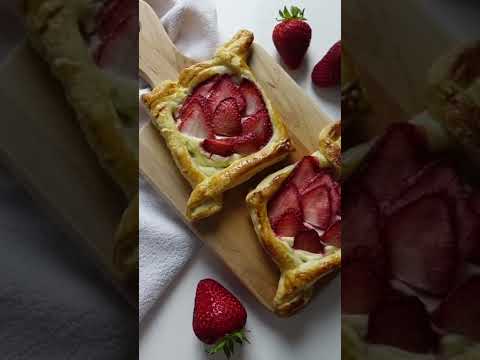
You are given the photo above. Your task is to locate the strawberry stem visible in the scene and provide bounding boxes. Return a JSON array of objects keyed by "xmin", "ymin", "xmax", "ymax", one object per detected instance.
[
  {"xmin": 277, "ymin": 5, "xmax": 307, "ymax": 21},
  {"xmin": 205, "ymin": 329, "xmax": 249, "ymax": 359}
]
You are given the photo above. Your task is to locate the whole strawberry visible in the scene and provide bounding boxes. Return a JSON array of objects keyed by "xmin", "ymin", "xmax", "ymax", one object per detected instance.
[
  {"xmin": 312, "ymin": 41, "xmax": 341, "ymax": 87},
  {"xmin": 193, "ymin": 279, "xmax": 249, "ymax": 358},
  {"xmin": 273, "ymin": 6, "xmax": 312, "ymax": 69}
]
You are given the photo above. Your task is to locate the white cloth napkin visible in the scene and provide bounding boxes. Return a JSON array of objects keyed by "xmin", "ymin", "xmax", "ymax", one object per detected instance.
[{"xmin": 139, "ymin": 0, "xmax": 218, "ymax": 322}]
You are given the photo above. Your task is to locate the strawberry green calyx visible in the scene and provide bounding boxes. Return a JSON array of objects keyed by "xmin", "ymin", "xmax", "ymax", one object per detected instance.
[
  {"xmin": 277, "ymin": 6, "xmax": 307, "ymax": 21},
  {"xmin": 206, "ymin": 329, "xmax": 250, "ymax": 359}
]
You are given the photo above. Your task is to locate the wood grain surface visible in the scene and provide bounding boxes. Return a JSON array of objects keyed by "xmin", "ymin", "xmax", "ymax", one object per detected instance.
[
  {"xmin": 342, "ymin": 0, "xmax": 456, "ymax": 117},
  {"xmin": 139, "ymin": 0, "xmax": 334, "ymax": 313}
]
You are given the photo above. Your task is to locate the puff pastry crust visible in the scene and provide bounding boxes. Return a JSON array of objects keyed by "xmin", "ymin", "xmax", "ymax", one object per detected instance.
[
  {"xmin": 247, "ymin": 123, "xmax": 342, "ymax": 316},
  {"xmin": 23, "ymin": 0, "xmax": 138, "ymax": 279},
  {"xmin": 428, "ymin": 41, "xmax": 480, "ymax": 167},
  {"xmin": 142, "ymin": 30, "xmax": 292, "ymax": 221}
]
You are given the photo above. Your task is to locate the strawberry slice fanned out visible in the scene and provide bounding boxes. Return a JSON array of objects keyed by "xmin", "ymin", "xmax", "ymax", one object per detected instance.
[
  {"xmin": 208, "ymin": 75, "xmax": 246, "ymax": 114},
  {"xmin": 367, "ymin": 294, "xmax": 437, "ymax": 353},
  {"xmin": 293, "ymin": 229, "xmax": 324, "ymax": 254},
  {"xmin": 300, "ymin": 172, "xmax": 340, "ymax": 218},
  {"xmin": 178, "ymin": 97, "xmax": 213, "ymax": 138},
  {"xmin": 239, "ymin": 79, "xmax": 266, "ymax": 115},
  {"xmin": 384, "ymin": 195, "xmax": 458, "ymax": 296},
  {"xmin": 202, "ymin": 138, "xmax": 234, "ymax": 157},
  {"xmin": 268, "ymin": 183, "xmax": 302, "ymax": 225},
  {"xmin": 342, "ymin": 186, "xmax": 383, "ymax": 268},
  {"xmin": 432, "ymin": 276, "xmax": 480, "ymax": 341},
  {"xmin": 94, "ymin": 13, "xmax": 138, "ymax": 78},
  {"xmin": 322, "ymin": 221, "xmax": 340, "ymax": 247},
  {"xmin": 360, "ymin": 123, "xmax": 431, "ymax": 205},
  {"xmin": 211, "ymin": 98, "xmax": 242, "ymax": 136},
  {"xmin": 301, "ymin": 185, "xmax": 332, "ymax": 229},
  {"xmin": 287, "ymin": 156, "xmax": 321, "ymax": 190},
  {"xmin": 341, "ymin": 261, "xmax": 385, "ymax": 314},
  {"xmin": 387, "ymin": 162, "xmax": 480, "ymax": 265},
  {"xmin": 193, "ymin": 76, "xmax": 220, "ymax": 97},
  {"xmin": 241, "ymin": 109, "xmax": 273, "ymax": 147},
  {"xmin": 271, "ymin": 208, "xmax": 304, "ymax": 237},
  {"xmin": 231, "ymin": 133, "xmax": 259, "ymax": 155}
]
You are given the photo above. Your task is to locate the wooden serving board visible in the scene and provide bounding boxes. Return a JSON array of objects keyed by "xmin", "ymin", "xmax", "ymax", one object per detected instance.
[
  {"xmin": 138, "ymin": 0, "xmax": 334, "ymax": 313},
  {"xmin": 342, "ymin": 0, "xmax": 458, "ymax": 120},
  {"xmin": 0, "ymin": 44, "xmax": 134, "ymax": 305}
]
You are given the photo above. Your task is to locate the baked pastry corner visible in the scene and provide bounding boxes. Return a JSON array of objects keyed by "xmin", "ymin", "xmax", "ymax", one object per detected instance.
[
  {"xmin": 247, "ymin": 122, "xmax": 341, "ymax": 316},
  {"xmin": 143, "ymin": 30, "xmax": 292, "ymax": 221}
]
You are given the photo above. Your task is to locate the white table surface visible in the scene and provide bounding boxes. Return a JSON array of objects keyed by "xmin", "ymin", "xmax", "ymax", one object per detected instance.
[{"xmin": 139, "ymin": 1, "xmax": 341, "ymax": 359}]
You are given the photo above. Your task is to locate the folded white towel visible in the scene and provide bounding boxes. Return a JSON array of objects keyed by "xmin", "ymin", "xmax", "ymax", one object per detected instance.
[{"xmin": 139, "ymin": 0, "xmax": 218, "ymax": 322}]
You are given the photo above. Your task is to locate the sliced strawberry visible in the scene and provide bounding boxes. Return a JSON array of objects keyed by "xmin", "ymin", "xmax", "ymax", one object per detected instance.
[
  {"xmin": 94, "ymin": 14, "xmax": 138, "ymax": 78},
  {"xmin": 192, "ymin": 76, "xmax": 220, "ymax": 98},
  {"xmin": 287, "ymin": 156, "xmax": 321, "ymax": 190},
  {"xmin": 322, "ymin": 221, "xmax": 340, "ymax": 247},
  {"xmin": 367, "ymin": 294, "xmax": 436, "ymax": 353},
  {"xmin": 271, "ymin": 208, "xmax": 304, "ymax": 237},
  {"xmin": 301, "ymin": 185, "xmax": 332, "ymax": 229},
  {"xmin": 384, "ymin": 195, "xmax": 458, "ymax": 296},
  {"xmin": 342, "ymin": 186, "xmax": 384, "ymax": 268},
  {"xmin": 268, "ymin": 183, "xmax": 302, "ymax": 225},
  {"xmin": 341, "ymin": 261, "xmax": 385, "ymax": 314},
  {"xmin": 207, "ymin": 75, "xmax": 246, "ymax": 114},
  {"xmin": 95, "ymin": 0, "xmax": 136, "ymax": 39},
  {"xmin": 299, "ymin": 172, "xmax": 341, "ymax": 219},
  {"xmin": 241, "ymin": 109, "xmax": 273, "ymax": 147},
  {"xmin": 178, "ymin": 95, "xmax": 207, "ymax": 120},
  {"xmin": 293, "ymin": 229, "xmax": 324, "ymax": 254},
  {"xmin": 360, "ymin": 123, "xmax": 430, "ymax": 205},
  {"xmin": 387, "ymin": 162, "xmax": 480, "ymax": 264},
  {"xmin": 239, "ymin": 79, "xmax": 266, "ymax": 115},
  {"xmin": 432, "ymin": 276, "xmax": 480, "ymax": 341},
  {"xmin": 201, "ymin": 138, "xmax": 234, "ymax": 157},
  {"xmin": 178, "ymin": 98, "xmax": 213, "ymax": 138},
  {"xmin": 210, "ymin": 98, "xmax": 242, "ymax": 136},
  {"xmin": 232, "ymin": 133, "xmax": 259, "ymax": 155}
]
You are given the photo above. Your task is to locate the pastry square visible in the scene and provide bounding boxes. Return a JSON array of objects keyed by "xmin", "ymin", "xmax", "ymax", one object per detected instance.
[
  {"xmin": 246, "ymin": 123, "xmax": 341, "ymax": 316},
  {"xmin": 142, "ymin": 30, "xmax": 292, "ymax": 220},
  {"xmin": 23, "ymin": 0, "xmax": 138, "ymax": 281}
]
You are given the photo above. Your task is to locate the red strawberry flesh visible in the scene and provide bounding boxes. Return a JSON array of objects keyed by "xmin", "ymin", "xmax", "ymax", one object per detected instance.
[
  {"xmin": 202, "ymin": 138, "xmax": 234, "ymax": 157},
  {"xmin": 211, "ymin": 97, "xmax": 242, "ymax": 136},
  {"xmin": 301, "ymin": 185, "xmax": 332, "ymax": 229},
  {"xmin": 342, "ymin": 186, "xmax": 383, "ymax": 268},
  {"xmin": 322, "ymin": 221, "xmax": 341, "ymax": 247},
  {"xmin": 241, "ymin": 109, "xmax": 273, "ymax": 147},
  {"xmin": 268, "ymin": 183, "xmax": 302, "ymax": 225},
  {"xmin": 232, "ymin": 133, "xmax": 259, "ymax": 155},
  {"xmin": 239, "ymin": 79, "xmax": 266, "ymax": 115},
  {"xmin": 178, "ymin": 98, "xmax": 213, "ymax": 138},
  {"xmin": 208, "ymin": 75, "xmax": 246, "ymax": 114},
  {"xmin": 287, "ymin": 156, "xmax": 321, "ymax": 190},
  {"xmin": 360, "ymin": 123, "xmax": 430, "ymax": 205},
  {"xmin": 384, "ymin": 195, "xmax": 458, "ymax": 295},
  {"xmin": 293, "ymin": 229, "xmax": 324, "ymax": 253},
  {"xmin": 271, "ymin": 208, "xmax": 304, "ymax": 237}
]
